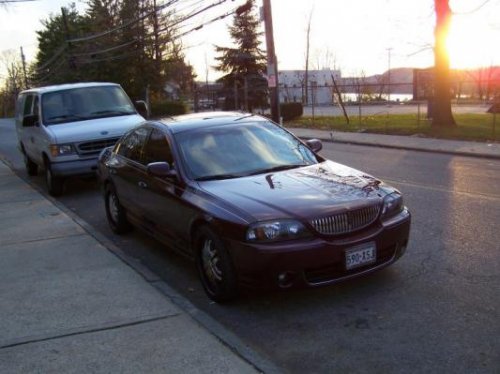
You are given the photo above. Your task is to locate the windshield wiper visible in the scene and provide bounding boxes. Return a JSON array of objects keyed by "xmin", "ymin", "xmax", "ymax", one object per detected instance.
[
  {"xmin": 247, "ymin": 164, "xmax": 307, "ymax": 176},
  {"xmin": 47, "ymin": 114, "xmax": 85, "ymax": 121},
  {"xmin": 90, "ymin": 110, "xmax": 135, "ymax": 116},
  {"xmin": 195, "ymin": 173, "xmax": 243, "ymax": 181}
]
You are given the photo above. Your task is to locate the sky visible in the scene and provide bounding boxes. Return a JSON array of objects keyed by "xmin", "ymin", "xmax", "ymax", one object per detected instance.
[{"xmin": 1, "ymin": 0, "xmax": 499, "ymax": 83}]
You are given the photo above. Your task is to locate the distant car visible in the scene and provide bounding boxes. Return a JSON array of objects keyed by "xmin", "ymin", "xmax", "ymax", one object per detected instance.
[
  {"xmin": 98, "ymin": 112, "xmax": 411, "ymax": 302},
  {"xmin": 15, "ymin": 82, "xmax": 147, "ymax": 196}
]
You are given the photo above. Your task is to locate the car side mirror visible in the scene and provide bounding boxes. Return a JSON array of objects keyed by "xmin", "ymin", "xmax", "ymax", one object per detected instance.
[
  {"xmin": 305, "ymin": 138, "xmax": 322, "ymax": 153},
  {"xmin": 22, "ymin": 114, "xmax": 39, "ymax": 127},
  {"xmin": 147, "ymin": 162, "xmax": 176, "ymax": 179},
  {"xmin": 135, "ymin": 100, "xmax": 149, "ymax": 119}
]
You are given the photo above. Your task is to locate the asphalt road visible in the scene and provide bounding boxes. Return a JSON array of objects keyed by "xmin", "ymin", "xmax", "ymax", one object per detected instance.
[{"xmin": 1, "ymin": 119, "xmax": 499, "ymax": 373}]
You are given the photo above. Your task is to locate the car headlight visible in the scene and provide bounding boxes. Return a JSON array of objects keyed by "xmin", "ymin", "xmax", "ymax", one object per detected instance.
[
  {"xmin": 50, "ymin": 144, "xmax": 75, "ymax": 157},
  {"xmin": 246, "ymin": 220, "xmax": 311, "ymax": 242},
  {"xmin": 381, "ymin": 192, "xmax": 404, "ymax": 219}
]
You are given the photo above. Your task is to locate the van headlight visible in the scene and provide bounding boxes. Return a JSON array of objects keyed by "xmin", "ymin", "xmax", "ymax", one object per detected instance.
[
  {"xmin": 246, "ymin": 220, "xmax": 311, "ymax": 242},
  {"xmin": 50, "ymin": 144, "xmax": 75, "ymax": 157},
  {"xmin": 381, "ymin": 192, "xmax": 404, "ymax": 219}
]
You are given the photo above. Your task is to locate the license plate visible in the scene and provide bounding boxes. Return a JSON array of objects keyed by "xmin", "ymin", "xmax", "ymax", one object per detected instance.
[{"xmin": 345, "ymin": 242, "xmax": 376, "ymax": 270}]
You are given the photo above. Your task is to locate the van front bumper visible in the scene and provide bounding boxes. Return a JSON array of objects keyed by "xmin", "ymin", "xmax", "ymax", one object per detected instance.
[{"xmin": 49, "ymin": 157, "xmax": 99, "ymax": 177}]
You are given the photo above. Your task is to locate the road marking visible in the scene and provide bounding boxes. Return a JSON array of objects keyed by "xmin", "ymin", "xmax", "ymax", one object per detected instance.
[{"xmin": 381, "ymin": 177, "xmax": 500, "ymax": 201}]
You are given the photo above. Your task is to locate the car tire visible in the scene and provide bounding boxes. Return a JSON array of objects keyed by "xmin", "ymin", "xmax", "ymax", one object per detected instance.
[
  {"xmin": 105, "ymin": 184, "xmax": 132, "ymax": 234},
  {"xmin": 44, "ymin": 159, "xmax": 64, "ymax": 196},
  {"xmin": 23, "ymin": 149, "xmax": 38, "ymax": 176},
  {"xmin": 195, "ymin": 226, "xmax": 239, "ymax": 302}
]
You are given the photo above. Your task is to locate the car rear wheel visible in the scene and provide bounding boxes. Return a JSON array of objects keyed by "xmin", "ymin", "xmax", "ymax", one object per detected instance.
[
  {"xmin": 105, "ymin": 184, "xmax": 132, "ymax": 234},
  {"xmin": 195, "ymin": 226, "xmax": 238, "ymax": 302},
  {"xmin": 23, "ymin": 150, "xmax": 38, "ymax": 176},
  {"xmin": 44, "ymin": 159, "xmax": 64, "ymax": 196}
]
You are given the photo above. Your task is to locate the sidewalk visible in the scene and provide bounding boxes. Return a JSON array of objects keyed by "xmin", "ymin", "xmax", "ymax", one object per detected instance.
[
  {"xmin": 0, "ymin": 161, "xmax": 267, "ymax": 373},
  {"xmin": 289, "ymin": 128, "xmax": 500, "ymax": 160}
]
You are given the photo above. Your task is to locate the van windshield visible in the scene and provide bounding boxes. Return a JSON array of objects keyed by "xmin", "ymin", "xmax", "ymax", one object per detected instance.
[{"xmin": 42, "ymin": 86, "xmax": 136, "ymax": 125}]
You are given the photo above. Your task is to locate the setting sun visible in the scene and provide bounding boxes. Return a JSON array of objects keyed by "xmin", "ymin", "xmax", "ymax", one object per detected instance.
[{"xmin": 447, "ymin": 14, "xmax": 494, "ymax": 70}]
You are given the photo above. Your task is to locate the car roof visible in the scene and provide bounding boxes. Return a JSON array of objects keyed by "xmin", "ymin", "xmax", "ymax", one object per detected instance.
[
  {"xmin": 20, "ymin": 82, "xmax": 121, "ymax": 95},
  {"xmin": 154, "ymin": 112, "xmax": 269, "ymax": 134}
]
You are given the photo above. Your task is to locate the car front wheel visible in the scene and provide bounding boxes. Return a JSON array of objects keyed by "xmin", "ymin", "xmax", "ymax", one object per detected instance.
[
  {"xmin": 195, "ymin": 226, "xmax": 239, "ymax": 302},
  {"xmin": 105, "ymin": 184, "xmax": 132, "ymax": 234}
]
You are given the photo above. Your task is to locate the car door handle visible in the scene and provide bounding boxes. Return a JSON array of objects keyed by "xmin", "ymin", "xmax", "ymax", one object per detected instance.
[{"xmin": 138, "ymin": 181, "xmax": 148, "ymax": 189}]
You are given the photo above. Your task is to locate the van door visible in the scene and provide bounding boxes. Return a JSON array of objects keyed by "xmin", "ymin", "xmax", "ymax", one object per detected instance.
[{"xmin": 29, "ymin": 95, "xmax": 47, "ymax": 165}]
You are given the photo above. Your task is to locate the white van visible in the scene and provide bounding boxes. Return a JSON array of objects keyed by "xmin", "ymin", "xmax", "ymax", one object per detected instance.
[{"xmin": 15, "ymin": 82, "xmax": 146, "ymax": 196}]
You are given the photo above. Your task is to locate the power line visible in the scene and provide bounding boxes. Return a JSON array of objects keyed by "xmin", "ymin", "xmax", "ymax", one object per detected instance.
[
  {"xmin": 452, "ymin": 0, "xmax": 492, "ymax": 15},
  {"xmin": 157, "ymin": 0, "xmax": 230, "ymax": 34},
  {"xmin": 71, "ymin": 39, "xmax": 137, "ymax": 57},
  {"xmin": 68, "ymin": 0, "xmax": 180, "ymax": 43}
]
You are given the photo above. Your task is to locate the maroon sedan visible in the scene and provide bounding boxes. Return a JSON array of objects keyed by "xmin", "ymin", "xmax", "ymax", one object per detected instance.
[{"xmin": 98, "ymin": 112, "xmax": 411, "ymax": 302}]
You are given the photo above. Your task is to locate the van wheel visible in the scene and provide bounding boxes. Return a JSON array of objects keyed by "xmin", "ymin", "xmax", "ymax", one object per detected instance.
[
  {"xmin": 22, "ymin": 149, "xmax": 38, "ymax": 176},
  {"xmin": 44, "ymin": 160, "xmax": 64, "ymax": 196}
]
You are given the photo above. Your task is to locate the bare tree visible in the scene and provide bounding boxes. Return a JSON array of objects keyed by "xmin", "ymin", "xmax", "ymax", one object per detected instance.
[
  {"xmin": 1, "ymin": 49, "xmax": 24, "ymax": 116},
  {"xmin": 432, "ymin": 0, "xmax": 456, "ymax": 127},
  {"xmin": 303, "ymin": 6, "xmax": 313, "ymax": 105},
  {"xmin": 1, "ymin": 49, "xmax": 24, "ymax": 93}
]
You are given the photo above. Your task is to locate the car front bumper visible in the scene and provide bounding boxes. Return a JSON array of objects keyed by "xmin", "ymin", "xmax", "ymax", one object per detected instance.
[{"xmin": 226, "ymin": 209, "xmax": 411, "ymax": 290}]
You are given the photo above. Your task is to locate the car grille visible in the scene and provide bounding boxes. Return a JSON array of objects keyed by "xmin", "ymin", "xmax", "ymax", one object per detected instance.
[
  {"xmin": 310, "ymin": 204, "xmax": 380, "ymax": 235},
  {"xmin": 77, "ymin": 137, "xmax": 120, "ymax": 155}
]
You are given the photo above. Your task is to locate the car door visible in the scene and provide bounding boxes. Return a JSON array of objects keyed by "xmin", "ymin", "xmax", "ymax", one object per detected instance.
[
  {"xmin": 111, "ymin": 126, "xmax": 151, "ymax": 221},
  {"xmin": 140, "ymin": 128, "xmax": 195, "ymax": 251}
]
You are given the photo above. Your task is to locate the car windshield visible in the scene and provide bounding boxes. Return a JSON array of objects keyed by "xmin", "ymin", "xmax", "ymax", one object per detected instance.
[
  {"xmin": 175, "ymin": 121, "xmax": 318, "ymax": 181},
  {"xmin": 42, "ymin": 86, "xmax": 136, "ymax": 125}
]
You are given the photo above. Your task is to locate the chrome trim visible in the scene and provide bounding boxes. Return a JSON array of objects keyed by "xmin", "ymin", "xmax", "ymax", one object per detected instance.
[
  {"xmin": 381, "ymin": 208, "xmax": 410, "ymax": 228},
  {"xmin": 310, "ymin": 204, "xmax": 380, "ymax": 235},
  {"xmin": 77, "ymin": 137, "xmax": 120, "ymax": 155}
]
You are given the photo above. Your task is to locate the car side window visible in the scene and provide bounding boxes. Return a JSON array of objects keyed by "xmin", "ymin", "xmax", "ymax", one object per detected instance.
[
  {"xmin": 116, "ymin": 127, "xmax": 150, "ymax": 163},
  {"xmin": 143, "ymin": 129, "xmax": 173, "ymax": 165}
]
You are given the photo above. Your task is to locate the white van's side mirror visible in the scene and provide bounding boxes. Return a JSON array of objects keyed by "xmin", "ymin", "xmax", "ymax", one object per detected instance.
[
  {"xmin": 135, "ymin": 100, "xmax": 149, "ymax": 119},
  {"xmin": 22, "ymin": 114, "xmax": 39, "ymax": 127}
]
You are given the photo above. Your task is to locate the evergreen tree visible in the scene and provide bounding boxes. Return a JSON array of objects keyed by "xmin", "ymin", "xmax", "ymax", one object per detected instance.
[
  {"xmin": 33, "ymin": 4, "xmax": 89, "ymax": 85},
  {"xmin": 31, "ymin": 0, "xmax": 194, "ymax": 102},
  {"xmin": 214, "ymin": 0, "xmax": 267, "ymax": 111}
]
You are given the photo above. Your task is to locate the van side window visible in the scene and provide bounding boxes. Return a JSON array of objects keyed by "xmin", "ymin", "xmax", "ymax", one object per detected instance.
[
  {"xmin": 23, "ymin": 95, "xmax": 34, "ymax": 116},
  {"xmin": 33, "ymin": 96, "xmax": 40, "ymax": 117},
  {"xmin": 15, "ymin": 94, "xmax": 25, "ymax": 121}
]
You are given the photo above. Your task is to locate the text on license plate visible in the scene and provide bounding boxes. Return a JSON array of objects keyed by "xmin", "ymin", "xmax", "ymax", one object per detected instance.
[{"xmin": 345, "ymin": 243, "xmax": 376, "ymax": 270}]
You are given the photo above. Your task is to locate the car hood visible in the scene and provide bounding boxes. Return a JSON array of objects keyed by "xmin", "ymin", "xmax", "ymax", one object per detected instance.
[
  {"xmin": 198, "ymin": 160, "xmax": 392, "ymax": 222},
  {"xmin": 47, "ymin": 114, "xmax": 144, "ymax": 144}
]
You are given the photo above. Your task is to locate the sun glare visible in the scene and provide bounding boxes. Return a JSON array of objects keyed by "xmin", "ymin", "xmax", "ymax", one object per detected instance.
[{"xmin": 446, "ymin": 15, "xmax": 493, "ymax": 70}]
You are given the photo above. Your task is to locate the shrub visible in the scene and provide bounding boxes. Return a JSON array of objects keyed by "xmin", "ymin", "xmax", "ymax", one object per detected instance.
[
  {"xmin": 150, "ymin": 101, "xmax": 187, "ymax": 117},
  {"xmin": 280, "ymin": 102, "xmax": 303, "ymax": 121}
]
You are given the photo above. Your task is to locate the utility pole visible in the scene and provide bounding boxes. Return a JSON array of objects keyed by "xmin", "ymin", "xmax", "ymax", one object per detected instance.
[
  {"xmin": 20, "ymin": 46, "xmax": 28, "ymax": 88},
  {"xmin": 262, "ymin": 0, "xmax": 280, "ymax": 123},
  {"xmin": 61, "ymin": 7, "xmax": 76, "ymax": 75},
  {"xmin": 386, "ymin": 47, "xmax": 392, "ymax": 102}
]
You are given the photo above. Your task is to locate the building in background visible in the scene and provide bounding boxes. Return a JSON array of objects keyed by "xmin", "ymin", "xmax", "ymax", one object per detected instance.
[{"xmin": 278, "ymin": 69, "xmax": 341, "ymax": 105}]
